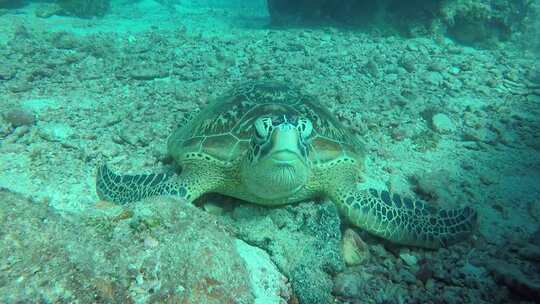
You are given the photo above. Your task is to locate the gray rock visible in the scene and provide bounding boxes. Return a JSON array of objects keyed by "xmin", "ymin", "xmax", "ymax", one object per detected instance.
[
  {"xmin": 399, "ymin": 55, "xmax": 416, "ymax": 73},
  {"xmin": 227, "ymin": 201, "xmax": 344, "ymax": 304},
  {"xmin": 487, "ymin": 259, "xmax": 540, "ymax": 301},
  {"xmin": 235, "ymin": 239, "xmax": 292, "ymax": 304},
  {"xmin": 0, "ymin": 120, "xmax": 12, "ymax": 137},
  {"xmin": 50, "ymin": 31, "xmax": 79, "ymax": 49},
  {"xmin": 399, "ymin": 251, "xmax": 418, "ymax": 267},
  {"xmin": 130, "ymin": 65, "xmax": 168, "ymax": 80},
  {"xmin": 459, "ymin": 262, "xmax": 488, "ymax": 281},
  {"xmin": 0, "ymin": 63, "xmax": 15, "ymax": 80},
  {"xmin": 424, "ymin": 71, "xmax": 444, "ymax": 86},
  {"xmin": 462, "ymin": 127, "xmax": 498, "ymax": 144},
  {"xmin": 333, "ymin": 272, "xmax": 363, "ymax": 299},
  {"xmin": 38, "ymin": 122, "xmax": 74, "ymax": 142},
  {"xmin": 398, "ymin": 268, "xmax": 417, "ymax": 284},
  {"xmin": 518, "ymin": 244, "xmax": 540, "ymax": 262},
  {"xmin": 3, "ymin": 108, "xmax": 35, "ymax": 127},
  {"xmin": 6, "ymin": 79, "xmax": 31, "ymax": 93},
  {"xmin": 431, "ymin": 113, "xmax": 456, "ymax": 134},
  {"xmin": 4, "ymin": 125, "xmax": 29, "ymax": 143},
  {"xmin": 0, "ymin": 191, "xmax": 291, "ymax": 303},
  {"xmin": 342, "ymin": 228, "xmax": 370, "ymax": 266}
]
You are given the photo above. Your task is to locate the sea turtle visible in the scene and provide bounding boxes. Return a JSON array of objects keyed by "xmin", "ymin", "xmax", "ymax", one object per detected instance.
[{"xmin": 96, "ymin": 81, "xmax": 477, "ymax": 248}]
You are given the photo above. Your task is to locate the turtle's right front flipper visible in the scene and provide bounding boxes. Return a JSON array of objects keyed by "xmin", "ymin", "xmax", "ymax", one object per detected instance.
[{"xmin": 96, "ymin": 164, "xmax": 184, "ymax": 204}]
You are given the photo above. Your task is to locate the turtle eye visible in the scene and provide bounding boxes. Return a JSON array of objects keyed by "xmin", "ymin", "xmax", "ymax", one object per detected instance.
[
  {"xmin": 297, "ymin": 118, "xmax": 313, "ymax": 140},
  {"xmin": 254, "ymin": 117, "xmax": 272, "ymax": 141}
]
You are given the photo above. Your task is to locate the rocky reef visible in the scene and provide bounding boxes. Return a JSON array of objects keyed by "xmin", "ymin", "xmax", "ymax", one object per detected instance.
[
  {"xmin": 56, "ymin": 0, "xmax": 110, "ymax": 18},
  {"xmin": 267, "ymin": 0, "xmax": 535, "ymax": 46},
  {"xmin": 440, "ymin": 0, "xmax": 532, "ymax": 45}
]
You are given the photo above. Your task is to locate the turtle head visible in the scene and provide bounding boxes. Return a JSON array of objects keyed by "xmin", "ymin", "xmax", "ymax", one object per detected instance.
[{"xmin": 241, "ymin": 115, "xmax": 313, "ymax": 201}]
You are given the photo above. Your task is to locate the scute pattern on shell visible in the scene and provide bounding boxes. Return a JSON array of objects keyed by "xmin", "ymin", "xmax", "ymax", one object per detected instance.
[{"xmin": 167, "ymin": 81, "xmax": 364, "ymax": 164}]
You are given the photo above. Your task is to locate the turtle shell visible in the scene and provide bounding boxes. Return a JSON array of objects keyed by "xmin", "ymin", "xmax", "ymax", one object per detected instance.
[{"xmin": 167, "ymin": 81, "xmax": 364, "ymax": 166}]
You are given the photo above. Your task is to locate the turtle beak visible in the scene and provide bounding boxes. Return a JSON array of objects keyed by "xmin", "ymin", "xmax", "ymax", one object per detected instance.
[{"xmin": 269, "ymin": 124, "xmax": 302, "ymax": 163}]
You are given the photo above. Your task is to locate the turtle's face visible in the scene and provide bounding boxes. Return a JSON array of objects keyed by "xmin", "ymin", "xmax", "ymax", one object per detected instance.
[{"xmin": 241, "ymin": 115, "xmax": 313, "ymax": 201}]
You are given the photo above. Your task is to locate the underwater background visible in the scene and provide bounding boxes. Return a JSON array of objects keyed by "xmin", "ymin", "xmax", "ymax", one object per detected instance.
[{"xmin": 0, "ymin": 0, "xmax": 539, "ymax": 303}]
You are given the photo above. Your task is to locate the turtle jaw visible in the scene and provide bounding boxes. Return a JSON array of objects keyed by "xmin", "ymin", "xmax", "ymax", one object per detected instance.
[{"xmin": 241, "ymin": 153, "xmax": 309, "ymax": 202}]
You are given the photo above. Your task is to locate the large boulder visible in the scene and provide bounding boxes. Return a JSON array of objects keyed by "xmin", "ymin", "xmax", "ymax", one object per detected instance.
[{"xmin": 0, "ymin": 190, "xmax": 290, "ymax": 303}]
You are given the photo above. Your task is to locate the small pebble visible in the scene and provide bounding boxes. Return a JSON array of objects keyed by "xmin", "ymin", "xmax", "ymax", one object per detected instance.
[
  {"xmin": 399, "ymin": 55, "xmax": 416, "ymax": 73},
  {"xmin": 365, "ymin": 60, "xmax": 379, "ymax": 78},
  {"xmin": 399, "ymin": 252, "xmax": 418, "ymax": 267},
  {"xmin": 7, "ymin": 125, "xmax": 30, "ymax": 143},
  {"xmin": 407, "ymin": 42, "xmax": 418, "ymax": 51},
  {"xmin": 431, "ymin": 113, "xmax": 456, "ymax": 134},
  {"xmin": 144, "ymin": 236, "xmax": 159, "ymax": 248},
  {"xmin": 425, "ymin": 278, "xmax": 435, "ymax": 290},
  {"xmin": 428, "ymin": 61, "xmax": 445, "ymax": 72},
  {"xmin": 0, "ymin": 120, "xmax": 11, "ymax": 136},
  {"xmin": 385, "ymin": 73, "xmax": 398, "ymax": 83},
  {"xmin": 424, "ymin": 71, "xmax": 444, "ymax": 86},
  {"xmin": 398, "ymin": 268, "xmax": 417, "ymax": 284},
  {"xmin": 449, "ymin": 66, "xmax": 461, "ymax": 75},
  {"xmin": 130, "ymin": 65, "xmax": 167, "ymax": 80},
  {"xmin": 203, "ymin": 201, "xmax": 225, "ymax": 215}
]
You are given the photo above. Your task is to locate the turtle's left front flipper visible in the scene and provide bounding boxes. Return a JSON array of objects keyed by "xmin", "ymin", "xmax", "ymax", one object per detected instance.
[{"xmin": 332, "ymin": 187, "xmax": 477, "ymax": 249}]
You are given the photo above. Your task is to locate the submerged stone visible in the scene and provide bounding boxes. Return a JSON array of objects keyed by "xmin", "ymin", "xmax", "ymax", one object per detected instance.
[
  {"xmin": 3, "ymin": 108, "xmax": 36, "ymax": 127},
  {"xmin": 432, "ymin": 113, "xmax": 456, "ymax": 134},
  {"xmin": 0, "ymin": 191, "xmax": 290, "ymax": 303},
  {"xmin": 341, "ymin": 228, "xmax": 370, "ymax": 266},
  {"xmin": 228, "ymin": 201, "xmax": 344, "ymax": 304}
]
